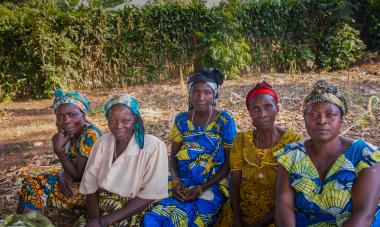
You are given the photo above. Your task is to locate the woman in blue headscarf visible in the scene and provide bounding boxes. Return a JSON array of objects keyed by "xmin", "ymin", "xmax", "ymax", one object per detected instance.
[
  {"xmin": 143, "ymin": 68, "xmax": 237, "ymax": 226},
  {"xmin": 17, "ymin": 89, "xmax": 102, "ymax": 214},
  {"xmin": 78, "ymin": 94, "xmax": 169, "ymax": 227}
]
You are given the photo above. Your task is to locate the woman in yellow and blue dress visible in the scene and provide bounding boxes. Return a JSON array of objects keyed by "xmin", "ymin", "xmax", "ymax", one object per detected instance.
[
  {"xmin": 274, "ymin": 80, "xmax": 380, "ymax": 226},
  {"xmin": 17, "ymin": 89, "xmax": 102, "ymax": 214},
  {"xmin": 143, "ymin": 68, "xmax": 237, "ymax": 226}
]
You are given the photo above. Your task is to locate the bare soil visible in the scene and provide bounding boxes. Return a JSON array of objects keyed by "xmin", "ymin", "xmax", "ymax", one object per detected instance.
[{"xmin": 1, "ymin": 63, "xmax": 379, "ymax": 225}]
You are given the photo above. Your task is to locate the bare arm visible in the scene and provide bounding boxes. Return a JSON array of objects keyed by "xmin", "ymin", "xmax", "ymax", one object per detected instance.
[
  {"xmin": 86, "ymin": 192, "xmax": 100, "ymax": 220},
  {"xmin": 230, "ymin": 170, "xmax": 242, "ymax": 227},
  {"xmin": 342, "ymin": 163, "xmax": 380, "ymax": 227},
  {"xmin": 169, "ymin": 141, "xmax": 187, "ymax": 201},
  {"xmin": 58, "ymin": 155, "xmax": 87, "ymax": 180},
  {"xmin": 52, "ymin": 132, "xmax": 88, "ymax": 180},
  {"xmin": 169, "ymin": 141, "xmax": 182, "ymax": 179},
  {"xmin": 275, "ymin": 166, "xmax": 295, "ymax": 227}
]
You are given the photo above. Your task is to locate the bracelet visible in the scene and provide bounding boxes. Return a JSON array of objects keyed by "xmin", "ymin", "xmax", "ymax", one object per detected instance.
[
  {"xmin": 98, "ymin": 217, "xmax": 105, "ymax": 227},
  {"xmin": 197, "ymin": 185, "xmax": 203, "ymax": 195},
  {"xmin": 172, "ymin": 178, "xmax": 181, "ymax": 185}
]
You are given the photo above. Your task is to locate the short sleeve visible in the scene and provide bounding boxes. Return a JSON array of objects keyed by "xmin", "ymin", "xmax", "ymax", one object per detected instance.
[
  {"xmin": 356, "ymin": 142, "xmax": 380, "ymax": 173},
  {"xmin": 77, "ymin": 126, "xmax": 102, "ymax": 159},
  {"xmin": 220, "ymin": 111, "xmax": 237, "ymax": 149},
  {"xmin": 137, "ymin": 139, "xmax": 169, "ymax": 200},
  {"xmin": 169, "ymin": 123, "xmax": 183, "ymax": 143},
  {"xmin": 230, "ymin": 133, "xmax": 244, "ymax": 170},
  {"xmin": 273, "ymin": 142, "xmax": 307, "ymax": 174},
  {"xmin": 79, "ymin": 137, "xmax": 104, "ymax": 195}
]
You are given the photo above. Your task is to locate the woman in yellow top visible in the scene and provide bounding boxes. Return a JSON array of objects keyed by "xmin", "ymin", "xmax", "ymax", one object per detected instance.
[{"xmin": 218, "ymin": 81, "xmax": 302, "ymax": 227}]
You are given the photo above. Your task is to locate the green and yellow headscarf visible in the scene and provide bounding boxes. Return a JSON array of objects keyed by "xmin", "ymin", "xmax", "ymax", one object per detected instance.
[{"xmin": 303, "ymin": 80, "xmax": 348, "ymax": 116}]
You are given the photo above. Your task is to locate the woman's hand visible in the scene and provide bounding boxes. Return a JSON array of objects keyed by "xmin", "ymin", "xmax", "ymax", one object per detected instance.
[
  {"xmin": 52, "ymin": 131, "xmax": 69, "ymax": 156},
  {"xmin": 58, "ymin": 170, "xmax": 73, "ymax": 197},
  {"xmin": 183, "ymin": 186, "xmax": 202, "ymax": 202},
  {"xmin": 172, "ymin": 179, "xmax": 186, "ymax": 202}
]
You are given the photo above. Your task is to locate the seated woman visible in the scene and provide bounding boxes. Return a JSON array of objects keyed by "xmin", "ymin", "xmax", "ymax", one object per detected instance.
[
  {"xmin": 17, "ymin": 89, "xmax": 102, "ymax": 214},
  {"xmin": 274, "ymin": 80, "xmax": 380, "ymax": 226},
  {"xmin": 78, "ymin": 94, "xmax": 168, "ymax": 226},
  {"xmin": 143, "ymin": 68, "xmax": 237, "ymax": 227},
  {"xmin": 217, "ymin": 81, "xmax": 302, "ymax": 227}
]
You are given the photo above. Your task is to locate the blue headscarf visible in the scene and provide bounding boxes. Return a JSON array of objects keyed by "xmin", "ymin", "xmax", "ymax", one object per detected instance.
[
  {"xmin": 53, "ymin": 89, "xmax": 90, "ymax": 113},
  {"xmin": 104, "ymin": 94, "xmax": 144, "ymax": 149}
]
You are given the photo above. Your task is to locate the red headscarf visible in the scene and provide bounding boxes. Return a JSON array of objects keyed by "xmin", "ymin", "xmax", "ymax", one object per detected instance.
[{"xmin": 246, "ymin": 81, "xmax": 278, "ymax": 110}]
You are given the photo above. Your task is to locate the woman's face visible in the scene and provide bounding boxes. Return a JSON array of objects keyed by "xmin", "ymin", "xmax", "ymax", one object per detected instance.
[
  {"xmin": 304, "ymin": 102, "xmax": 342, "ymax": 143},
  {"xmin": 55, "ymin": 103, "xmax": 85, "ymax": 137},
  {"xmin": 190, "ymin": 82, "xmax": 214, "ymax": 111},
  {"xmin": 108, "ymin": 104, "xmax": 136, "ymax": 140},
  {"xmin": 247, "ymin": 94, "xmax": 278, "ymax": 130}
]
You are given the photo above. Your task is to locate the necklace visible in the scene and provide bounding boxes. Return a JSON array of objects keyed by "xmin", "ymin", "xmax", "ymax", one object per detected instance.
[
  {"xmin": 191, "ymin": 107, "xmax": 213, "ymax": 133},
  {"xmin": 114, "ymin": 148, "xmax": 117, "ymax": 161},
  {"xmin": 243, "ymin": 127, "xmax": 278, "ymax": 167},
  {"xmin": 254, "ymin": 127, "xmax": 277, "ymax": 149}
]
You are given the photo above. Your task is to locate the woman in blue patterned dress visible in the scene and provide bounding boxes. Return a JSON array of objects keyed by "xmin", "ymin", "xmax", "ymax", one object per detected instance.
[
  {"xmin": 274, "ymin": 80, "xmax": 380, "ymax": 226},
  {"xmin": 143, "ymin": 68, "xmax": 237, "ymax": 226}
]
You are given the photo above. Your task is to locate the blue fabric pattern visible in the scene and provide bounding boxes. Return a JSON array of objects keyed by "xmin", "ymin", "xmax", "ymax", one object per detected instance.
[
  {"xmin": 143, "ymin": 110, "xmax": 237, "ymax": 227},
  {"xmin": 274, "ymin": 139, "xmax": 380, "ymax": 226}
]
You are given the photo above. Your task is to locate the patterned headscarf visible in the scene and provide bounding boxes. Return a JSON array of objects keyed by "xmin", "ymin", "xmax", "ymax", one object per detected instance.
[
  {"xmin": 53, "ymin": 89, "xmax": 90, "ymax": 114},
  {"xmin": 303, "ymin": 80, "xmax": 348, "ymax": 116},
  {"xmin": 187, "ymin": 68, "xmax": 224, "ymax": 110},
  {"xmin": 104, "ymin": 94, "xmax": 144, "ymax": 149},
  {"xmin": 245, "ymin": 81, "xmax": 278, "ymax": 110}
]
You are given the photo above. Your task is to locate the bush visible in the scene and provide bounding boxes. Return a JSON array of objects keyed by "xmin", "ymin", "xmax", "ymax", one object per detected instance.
[
  {"xmin": 319, "ymin": 24, "xmax": 366, "ymax": 70},
  {"xmin": 197, "ymin": 0, "xmax": 251, "ymax": 78},
  {"xmin": 0, "ymin": 0, "xmax": 373, "ymax": 100},
  {"xmin": 0, "ymin": 1, "xmax": 78, "ymax": 100}
]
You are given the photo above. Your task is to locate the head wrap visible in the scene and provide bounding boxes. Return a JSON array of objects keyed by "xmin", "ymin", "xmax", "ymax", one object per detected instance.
[
  {"xmin": 104, "ymin": 94, "xmax": 144, "ymax": 149},
  {"xmin": 53, "ymin": 89, "xmax": 90, "ymax": 114},
  {"xmin": 303, "ymin": 80, "xmax": 348, "ymax": 116},
  {"xmin": 245, "ymin": 81, "xmax": 278, "ymax": 110},
  {"xmin": 187, "ymin": 68, "xmax": 224, "ymax": 110}
]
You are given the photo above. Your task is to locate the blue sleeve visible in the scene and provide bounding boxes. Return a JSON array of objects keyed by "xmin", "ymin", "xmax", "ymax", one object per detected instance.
[{"xmin": 220, "ymin": 111, "xmax": 237, "ymax": 146}]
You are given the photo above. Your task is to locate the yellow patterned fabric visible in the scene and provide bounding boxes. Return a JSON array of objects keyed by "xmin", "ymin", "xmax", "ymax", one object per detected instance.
[
  {"xmin": 273, "ymin": 139, "xmax": 380, "ymax": 226},
  {"xmin": 77, "ymin": 189, "xmax": 153, "ymax": 227},
  {"xmin": 18, "ymin": 124, "xmax": 102, "ymax": 211},
  {"xmin": 217, "ymin": 129, "xmax": 302, "ymax": 226}
]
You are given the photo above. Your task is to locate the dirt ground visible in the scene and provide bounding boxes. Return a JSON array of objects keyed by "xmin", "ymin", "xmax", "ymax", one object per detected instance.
[{"xmin": 0, "ymin": 62, "xmax": 379, "ymax": 225}]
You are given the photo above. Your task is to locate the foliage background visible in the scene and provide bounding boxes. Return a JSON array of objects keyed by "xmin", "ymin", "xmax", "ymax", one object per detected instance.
[{"xmin": 0, "ymin": 0, "xmax": 377, "ymax": 100}]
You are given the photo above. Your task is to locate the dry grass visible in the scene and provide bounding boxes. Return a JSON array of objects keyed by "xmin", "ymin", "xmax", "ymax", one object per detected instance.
[{"xmin": 0, "ymin": 65, "xmax": 379, "ymax": 223}]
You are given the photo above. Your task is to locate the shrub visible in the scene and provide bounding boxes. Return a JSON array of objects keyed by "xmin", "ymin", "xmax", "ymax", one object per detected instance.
[{"xmin": 319, "ymin": 23, "xmax": 366, "ymax": 71}]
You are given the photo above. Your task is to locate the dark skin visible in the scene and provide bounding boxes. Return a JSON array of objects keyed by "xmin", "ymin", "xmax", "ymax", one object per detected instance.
[
  {"xmin": 231, "ymin": 94, "xmax": 284, "ymax": 227},
  {"xmin": 170, "ymin": 82, "xmax": 231, "ymax": 202},
  {"xmin": 275, "ymin": 102, "xmax": 380, "ymax": 227},
  {"xmin": 17, "ymin": 103, "xmax": 88, "ymax": 214},
  {"xmin": 85, "ymin": 104, "xmax": 154, "ymax": 227}
]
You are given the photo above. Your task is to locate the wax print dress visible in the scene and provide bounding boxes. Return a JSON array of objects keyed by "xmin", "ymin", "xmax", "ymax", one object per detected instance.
[
  {"xmin": 18, "ymin": 124, "xmax": 102, "ymax": 211},
  {"xmin": 274, "ymin": 139, "xmax": 380, "ymax": 226},
  {"xmin": 143, "ymin": 110, "xmax": 237, "ymax": 227},
  {"xmin": 217, "ymin": 129, "xmax": 302, "ymax": 226}
]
